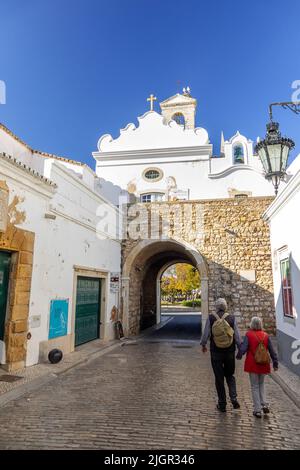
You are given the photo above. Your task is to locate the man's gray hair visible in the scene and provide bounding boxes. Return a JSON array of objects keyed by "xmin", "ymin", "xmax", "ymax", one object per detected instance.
[
  {"xmin": 250, "ymin": 316, "xmax": 263, "ymax": 331},
  {"xmin": 215, "ymin": 298, "xmax": 227, "ymax": 311}
]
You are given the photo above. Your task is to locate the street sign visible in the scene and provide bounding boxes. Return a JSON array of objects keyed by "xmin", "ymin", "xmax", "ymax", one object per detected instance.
[{"xmin": 110, "ymin": 272, "xmax": 120, "ymax": 292}]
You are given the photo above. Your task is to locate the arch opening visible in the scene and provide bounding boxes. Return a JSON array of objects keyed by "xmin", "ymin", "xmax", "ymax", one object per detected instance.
[
  {"xmin": 122, "ymin": 239, "xmax": 208, "ymax": 337},
  {"xmin": 160, "ymin": 262, "xmax": 201, "ymax": 312},
  {"xmin": 233, "ymin": 143, "xmax": 245, "ymax": 164},
  {"xmin": 172, "ymin": 112, "xmax": 185, "ymax": 127}
]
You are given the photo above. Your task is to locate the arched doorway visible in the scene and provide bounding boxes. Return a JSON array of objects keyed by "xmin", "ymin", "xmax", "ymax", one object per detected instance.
[
  {"xmin": 159, "ymin": 262, "xmax": 201, "ymax": 320},
  {"xmin": 121, "ymin": 239, "xmax": 208, "ymax": 336}
]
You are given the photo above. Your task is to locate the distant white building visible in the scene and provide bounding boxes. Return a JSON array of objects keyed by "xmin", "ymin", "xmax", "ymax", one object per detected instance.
[
  {"xmin": 264, "ymin": 155, "xmax": 300, "ymax": 376},
  {"xmin": 93, "ymin": 91, "xmax": 276, "ymax": 205},
  {"xmin": 0, "ymin": 123, "xmax": 120, "ymax": 371}
]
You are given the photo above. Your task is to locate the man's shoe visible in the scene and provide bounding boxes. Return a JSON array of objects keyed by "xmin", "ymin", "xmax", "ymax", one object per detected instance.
[
  {"xmin": 216, "ymin": 404, "xmax": 226, "ymax": 412},
  {"xmin": 253, "ymin": 411, "xmax": 262, "ymax": 418},
  {"xmin": 231, "ymin": 400, "xmax": 240, "ymax": 409},
  {"xmin": 262, "ymin": 406, "xmax": 270, "ymax": 414}
]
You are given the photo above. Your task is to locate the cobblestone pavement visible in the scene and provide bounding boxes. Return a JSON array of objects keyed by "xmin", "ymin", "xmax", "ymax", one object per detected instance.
[
  {"xmin": 0, "ymin": 318, "xmax": 299, "ymax": 449},
  {"xmin": 0, "ymin": 339, "xmax": 119, "ymax": 398}
]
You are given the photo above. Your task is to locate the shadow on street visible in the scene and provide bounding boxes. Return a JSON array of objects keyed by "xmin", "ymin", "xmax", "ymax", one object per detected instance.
[{"xmin": 147, "ymin": 314, "xmax": 202, "ymax": 342}]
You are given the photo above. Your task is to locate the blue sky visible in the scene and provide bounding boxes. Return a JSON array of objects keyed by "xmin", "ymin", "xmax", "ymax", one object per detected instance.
[{"xmin": 1, "ymin": 0, "xmax": 300, "ymax": 168}]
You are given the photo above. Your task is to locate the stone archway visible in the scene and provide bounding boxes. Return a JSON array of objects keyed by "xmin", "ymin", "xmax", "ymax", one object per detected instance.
[
  {"xmin": 121, "ymin": 197, "xmax": 276, "ymax": 337},
  {"xmin": 121, "ymin": 239, "xmax": 208, "ymax": 336}
]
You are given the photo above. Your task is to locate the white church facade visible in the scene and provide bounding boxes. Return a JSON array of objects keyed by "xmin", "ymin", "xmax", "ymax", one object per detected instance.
[{"xmin": 93, "ymin": 91, "xmax": 276, "ymax": 205}]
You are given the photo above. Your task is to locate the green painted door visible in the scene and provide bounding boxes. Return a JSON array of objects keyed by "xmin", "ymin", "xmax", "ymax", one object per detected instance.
[
  {"xmin": 75, "ymin": 276, "xmax": 101, "ymax": 347},
  {"xmin": 0, "ymin": 251, "xmax": 11, "ymax": 341}
]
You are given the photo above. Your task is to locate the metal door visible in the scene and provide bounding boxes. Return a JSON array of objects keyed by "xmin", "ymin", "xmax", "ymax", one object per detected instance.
[
  {"xmin": 75, "ymin": 276, "xmax": 101, "ymax": 346},
  {"xmin": 0, "ymin": 251, "xmax": 11, "ymax": 341}
]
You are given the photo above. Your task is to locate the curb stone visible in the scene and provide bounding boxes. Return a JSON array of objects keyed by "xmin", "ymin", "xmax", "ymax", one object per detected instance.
[{"xmin": 270, "ymin": 372, "xmax": 300, "ymax": 410}]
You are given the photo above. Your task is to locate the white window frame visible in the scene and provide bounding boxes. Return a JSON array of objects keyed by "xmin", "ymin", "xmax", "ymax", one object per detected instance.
[
  {"xmin": 278, "ymin": 249, "xmax": 295, "ymax": 318},
  {"xmin": 142, "ymin": 167, "xmax": 163, "ymax": 183},
  {"xmin": 140, "ymin": 192, "xmax": 165, "ymax": 203}
]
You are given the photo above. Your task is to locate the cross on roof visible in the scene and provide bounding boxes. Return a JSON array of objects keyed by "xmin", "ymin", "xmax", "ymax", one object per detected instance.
[{"xmin": 147, "ymin": 94, "xmax": 157, "ymax": 111}]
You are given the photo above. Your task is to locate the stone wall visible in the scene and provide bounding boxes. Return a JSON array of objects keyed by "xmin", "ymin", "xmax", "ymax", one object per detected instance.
[
  {"xmin": 0, "ymin": 226, "xmax": 34, "ymax": 371},
  {"xmin": 122, "ymin": 196, "xmax": 275, "ymax": 335}
]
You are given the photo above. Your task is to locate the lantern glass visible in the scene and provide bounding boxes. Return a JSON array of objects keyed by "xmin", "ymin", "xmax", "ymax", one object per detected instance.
[
  {"xmin": 256, "ymin": 122, "xmax": 295, "ymax": 178},
  {"xmin": 267, "ymin": 143, "xmax": 283, "ymax": 173},
  {"xmin": 257, "ymin": 145, "xmax": 270, "ymax": 173},
  {"xmin": 281, "ymin": 143, "xmax": 290, "ymax": 171}
]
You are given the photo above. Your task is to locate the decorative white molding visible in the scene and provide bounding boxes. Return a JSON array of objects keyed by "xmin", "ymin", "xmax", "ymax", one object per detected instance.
[
  {"xmin": 96, "ymin": 111, "xmax": 209, "ymax": 153},
  {"xmin": 227, "ymin": 131, "xmax": 253, "ymax": 144},
  {"xmin": 208, "ymin": 164, "xmax": 264, "ymax": 179}
]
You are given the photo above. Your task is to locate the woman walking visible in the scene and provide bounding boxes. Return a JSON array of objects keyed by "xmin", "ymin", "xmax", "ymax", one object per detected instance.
[{"xmin": 237, "ymin": 317, "xmax": 278, "ymax": 418}]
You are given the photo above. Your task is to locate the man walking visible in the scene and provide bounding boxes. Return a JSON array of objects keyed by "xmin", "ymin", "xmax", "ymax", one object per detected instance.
[{"xmin": 200, "ymin": 298, "xmax": 241, "ymax": 412}]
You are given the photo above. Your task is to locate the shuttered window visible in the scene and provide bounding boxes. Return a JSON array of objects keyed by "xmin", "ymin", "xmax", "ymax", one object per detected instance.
[{"xmin": 280, "ymin": 258, "xmax": 294, "ymax": 317}]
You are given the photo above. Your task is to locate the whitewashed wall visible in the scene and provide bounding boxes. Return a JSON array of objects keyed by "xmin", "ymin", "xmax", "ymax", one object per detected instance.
[
  {"xmin": 0, "ymin": 127, "xmax": 121, "ymax": 367},
  {"xmin": 97, "ymin": 158, "xmax": 275, "ymax": 202},
  {"xmin": 0, "ymin": 161, "xmax": 121, "ymax": 366},
  {"xmin": 264, "ymin": 160, "xmax": 300, "ymax": 375}
]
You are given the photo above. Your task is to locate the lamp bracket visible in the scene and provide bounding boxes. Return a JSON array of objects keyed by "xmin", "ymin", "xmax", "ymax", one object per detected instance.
[{"xmin": 269, "ymin": 101, "xmax": 300, "ymax": 121}]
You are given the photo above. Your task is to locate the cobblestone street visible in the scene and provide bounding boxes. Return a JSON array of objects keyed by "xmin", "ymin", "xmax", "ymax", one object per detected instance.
[{"xmin": 0, "ymin": 316, "xmax": 299, "ymax": 450}]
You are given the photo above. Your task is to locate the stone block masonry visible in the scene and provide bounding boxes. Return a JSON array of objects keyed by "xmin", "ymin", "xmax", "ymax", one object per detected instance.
[
  {"xmin": 0, "ymin": 224, "xmax": 34, "ymax": 371},
  {"xmin": 121, "ymin": 196, "xmax": 275, "ymax": 335}
]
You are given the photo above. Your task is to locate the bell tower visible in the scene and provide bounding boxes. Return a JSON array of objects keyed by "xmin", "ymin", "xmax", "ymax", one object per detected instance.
[{"xmin": 159, "ymin": 88, "xmax": 197, "ymax": 130}]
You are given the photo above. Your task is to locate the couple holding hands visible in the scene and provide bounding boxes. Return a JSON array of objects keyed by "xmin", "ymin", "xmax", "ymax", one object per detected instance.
[{"xmin": 200, "ymin": 298, "xmax": 278, "ymax": 418}]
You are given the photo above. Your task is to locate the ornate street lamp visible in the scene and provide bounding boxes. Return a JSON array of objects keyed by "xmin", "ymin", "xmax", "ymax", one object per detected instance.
[{"xmin": 255, "ymin": 101, "xmax": 300, "ymax": 195}]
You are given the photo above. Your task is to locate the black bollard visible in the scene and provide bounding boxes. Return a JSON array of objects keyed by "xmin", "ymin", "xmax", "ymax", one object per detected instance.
[{"xmin": 48, "ymin": 349, "xmax": 63, "ymax": 364}]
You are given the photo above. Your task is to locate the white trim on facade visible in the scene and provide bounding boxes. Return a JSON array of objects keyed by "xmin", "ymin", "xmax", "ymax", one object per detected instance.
[{"xmin": 263, "ymin": 165, "xmax": 300, "ymax": 222}]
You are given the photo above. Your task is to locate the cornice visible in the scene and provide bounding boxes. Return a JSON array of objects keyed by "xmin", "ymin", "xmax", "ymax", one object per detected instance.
[
  {"xmin": 0, "ymin": 153, "xmax": 56, "ymax": 198},
  {"xmin": 0, "ymin": 122, "xmax": 84, "ymax": 167},
  {"xmin": 0, "ymin": 152, "xmax": 57, "ymax": 187},
  {"xmin": 93, "ymin": 145, "xmax": 213, "ymax": 162}
]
